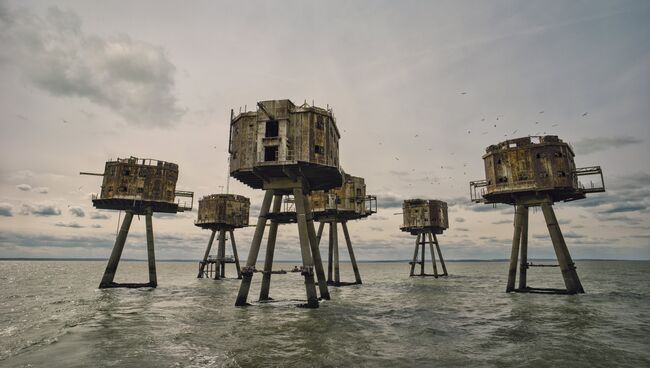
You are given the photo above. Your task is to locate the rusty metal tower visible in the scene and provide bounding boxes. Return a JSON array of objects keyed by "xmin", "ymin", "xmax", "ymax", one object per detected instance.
[
  {"xmin": 229, "ymin": 99, "xmax": 343, "ymax": 308},
  {"xmin": 81, "ymin": 157, "xmax": 193, "ymax": 288},
  {"xmin": 400, "ymin": 199, "xmax": 449, "ymax": 278},
  {"xmin": 195, "ymin": 194, "xmax": 249, "ymax": 280},
  {"xmin": 309, "ymin": 172, "xmax": 377, "ymax": 286},
  {"xmin": 470, "ymin": 135, "xmax": 605, "ymax": 294}
]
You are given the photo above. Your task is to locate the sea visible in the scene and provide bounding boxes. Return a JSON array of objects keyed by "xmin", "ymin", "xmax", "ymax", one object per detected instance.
[{"xmin": 0, "ymin": 260, "xmax": 648, "ymax": 367}]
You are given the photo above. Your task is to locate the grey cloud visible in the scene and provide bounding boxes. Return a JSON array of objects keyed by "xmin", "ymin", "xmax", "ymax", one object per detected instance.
[
  {"xmin": 0, "ymin": 5, "xmax": 183, "ymax": 127},
  {"xmin": 377, "ymin": 193, "xmax": 405, "ymax": 209},
  {"xmin": 573, "ymin": 136, "xmax": 643, "ymax": 155},
  {"xmin": 89, "ymin": 212, "xmax": 110, "ymax": 220},
  {"xmin": 16, "ymin": 184, "xmax": 32, "ymax": 191},
  {"xmin": 455, "ymin": 217, "xmax": 465, "ymax": 223},
  {"xmin": 599, "ymin": 203, "xmax": 646, "ymax": 214},
  {"xmin": 68, "ymin": 206, "xmax": 85, "ymax": 217},
  {"xmin": 90, "ymin": 224, "xmax": 102, "ymax": 228},
  {"xmin": 456, "ymin": 227, "xmax": 469, "ymax": 232},
  {"xmin": 0, "ymin": 231, "xmax": 113, "ymax": 249},
  {"xmin": 20, "ymin": 203, "xmax": 62, "ymax": 216},
  {"xmin": 34, "ymin": 187, "xmax": 49, "ymax": 194},
  {"xmin": 0, "ymin": 203, "xmax": 13, "ymax": 216},
  {"xmin": 369, "ymin": 226, "xmax": 385, "ymax": 232},
  {"xmin": 54, "ymin": 221, "xmax": 84, "ymax": 228},
  {"xmin": 492, "ymin": 219, "xmax": 511, "ymax": 224}
]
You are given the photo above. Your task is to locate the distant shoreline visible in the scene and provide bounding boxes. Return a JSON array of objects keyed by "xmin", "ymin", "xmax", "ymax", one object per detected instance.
[{"xmin": 1, "ymin": 258, "xmax": 647, "ymax": 262}]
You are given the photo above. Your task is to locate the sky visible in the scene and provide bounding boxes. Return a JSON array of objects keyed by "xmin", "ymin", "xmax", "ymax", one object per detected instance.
[{"xmin": 0, "ymin": 0, "xmax": 649, "ymax": 261}]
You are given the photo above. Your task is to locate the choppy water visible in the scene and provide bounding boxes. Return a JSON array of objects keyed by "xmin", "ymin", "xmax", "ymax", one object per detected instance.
[{"xmin": 0, "ymin": 260, "xmax": 649, "ymax": 367}]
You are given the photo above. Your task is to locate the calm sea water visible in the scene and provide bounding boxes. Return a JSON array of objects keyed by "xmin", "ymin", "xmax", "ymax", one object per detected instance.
[{"xmin": 0, "ymin": 260, "xmax": 648, "ymax": 367}]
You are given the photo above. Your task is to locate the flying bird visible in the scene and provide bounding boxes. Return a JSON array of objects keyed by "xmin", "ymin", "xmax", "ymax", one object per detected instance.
[
  {"xmin": 535, "ymin": 121, "xmax": 540, "ymax": 124},
  {"xmin": 460, "ymin": 92, "xmax": 467, "ymax": 95},
  {"xmin": 512, "ymin": 129, "xmax": 518, "ymax": 135},
  {"xmin": 539, "ymin": 110, "xmax": 544, "ymax": 114},
  {"xmin": 582, "ymin": 112, "xmax": 589, "ymax": 117},
  {"xmin": 552, "ymin": 123, "xmax": 559, "ymax": 127}
]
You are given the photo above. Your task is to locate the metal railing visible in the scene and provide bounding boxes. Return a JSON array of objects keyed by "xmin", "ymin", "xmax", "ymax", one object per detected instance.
[
  {"xmin": 469, "ymin": 180, "xmax": 488, "ymax": 202},
  {"xmin": 573, "ymin": 166, "xmax": 605, "ymax": 193}
]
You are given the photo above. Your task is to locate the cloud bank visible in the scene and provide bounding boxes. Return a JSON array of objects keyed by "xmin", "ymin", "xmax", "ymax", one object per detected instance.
[{"xmin": 0, "ymin": 5, "xmax": 183, "ymax": 127}]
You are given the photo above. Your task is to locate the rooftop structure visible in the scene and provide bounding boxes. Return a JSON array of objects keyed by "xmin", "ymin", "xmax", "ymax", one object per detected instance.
[{"xmin": 229, "ymin": 99, "xmax": 343, "ymax": 191}]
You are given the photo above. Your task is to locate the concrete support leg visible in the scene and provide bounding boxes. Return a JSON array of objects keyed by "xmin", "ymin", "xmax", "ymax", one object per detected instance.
[
  {"xmin": 541, "ymin": 203, "xmax": 585, "ymax": 294},
  {"xmin": 219, "ymin": 229, "xmax": 228, "ymax": 279},
  {"xmin": 341, "ymin": 221, "xmax": 362, "ymax": 284},
  {"xmin": 235, "ymin": 190, "xmax": 274, "ymax": 306},
  {"xmin": 259, "ymin": 194, "xmax": 282, "ymax": 301},
  {"xmin": 420, "ymin": 235, "xmax": 425, "ymax": 276},
  {"xmin": 293, "ymin": 188, "xmax": 319, "ymax": 308},
  {"xmin": 198, "ymin": 229, "xmax": 217, "ymax": 278},
  {"xmin": 229, "ymin": 230, "xmax": 242, "ymax": 279},
  {"xmin": 409, "ymin": 233, "xmax": 420, "ymax": 277},
  {"xmin": 100, "ymin": 211, "xmax": 134, "ymax": 288},
  {"xmin": 432, "ymin": 233, "xmax": 448, "ymax": 276},
  {"xmin": 327, "ymin": 222, "xmax": 334, "ymax": 282},
  {"xmin": 506, "ymin": 205, "xmax": 525, "ymax": 292},
  {"xmin": 332, "ymin": 221, "xmax": 340, "ymax": 285},
  {"xmin": 427, "ymin": 232, "xmax": 439, "ymax": 278},
  {"xmin": 316, "ymin": 222, "xmax": 325, "ymax": 247},
  {"xmin": 145, "ymin": 212, "xmax": 157, "ymax": 287},
  {"xmin": 302, "ymin": 195, "xmax": 330, "ymax": 300},
  {"xmin": 518, "ymin": 207, "xmax": 529, "ymax": 290}
]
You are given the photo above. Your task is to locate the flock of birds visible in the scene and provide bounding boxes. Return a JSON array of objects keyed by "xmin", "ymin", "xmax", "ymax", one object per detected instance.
[{"xmin": 383, "ymin": 92, "xmax": 591, "ymax": 190}]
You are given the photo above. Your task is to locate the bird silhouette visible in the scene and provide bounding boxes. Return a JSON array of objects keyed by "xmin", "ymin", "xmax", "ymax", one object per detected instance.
[
  {"xmin": 582, "ymin": 112, "xmax": 588, "ymax": 117},
  {"xmin": 552, "ymin": 123, "xmax": 559, "ymax": 127},
  {"xmin": 539, "ymin": 111, "xmax": 544, "ymax": 114},
  {"xmin": 460, "ymin": 92, "xmax": 467, "ymax": 95}
]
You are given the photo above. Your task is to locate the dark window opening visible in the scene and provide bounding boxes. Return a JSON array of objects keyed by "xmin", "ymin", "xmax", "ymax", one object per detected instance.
[
  {"xmin": 554, "ymin": 152, "xmax": 563, "ymax": 157},
  {"xmin": 315, "ymin": 145, "xmax": 324, "ymax": 154},
  {"xmin": 118, "ymin": 186, "xmax": 127, "ymax": 192},
  {"xmin": 264, "ymin": 146, "xmax": 278, "ymax": 161},
  {"xmin": 139, "ymin": 169, "xmax": 147, "ymax": 177},
  {"xmin": 497, "ymin": 159, "xmax": 502, "ymax": 164},
  {"xmin": 356, "ymin": 188, "xmax": 362, "ymax": 197},
  {"xmin": 316, "ymin": 116, "xmax": 324, "ymax": 130},
  {"xmin": 536, "ymin": 153, "xmax": 542, "ymax": 159},
  {"xmin": 265, "ymin": 120, "xmax": 279, "ymax": 137},
  {"xmin": 137, "ymin": 187, "xmax": 144, "ymax": 193},
  {"xmin": 558, "ymin": 171, "xmax": 566, "ymax": 177},
  {"xmin": 123, "ymin": 169, "xmax": 130, "ymax": 176}
]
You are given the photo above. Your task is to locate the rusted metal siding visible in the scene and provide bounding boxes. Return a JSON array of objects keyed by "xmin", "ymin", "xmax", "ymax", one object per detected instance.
[
  {"xmin": 483, "ymin": 136, "xmax": 579, "ymax": 198},
  {"xmin": 401, "ymin": 199, "xmax": 449, "ymax": 232},
  {"xmin": 100, "ymin": 157, "xmax": 178, "ymax": 203},
  {"xmin": 310, "ymin": 174, "xmax": 368, "ymax": 214},
  {"xmin": 196, "ymin": 194, "xmax": 250, "ymax": 228},
  {"xmin": 229, "ymin": 99, "xmax": 340, "ymax": 172}
]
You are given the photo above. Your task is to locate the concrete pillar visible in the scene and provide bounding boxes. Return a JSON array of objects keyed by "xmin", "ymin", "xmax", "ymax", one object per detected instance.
[
  {"xmin": 541, "ymin": 202, "xmax": 585, "ymax": 294},
  {"xmin": 341, "ymin": 221, "xmax": 362, "ymax": 284},
  {"xmin": 507, "ymin": 205, "xmax": 525, "ymax": 292},
  {"xmin": 518, "ymin": 206, "xmax": 529, "ymax": 290},
  {"xmin": 327, "ymin": 222, "xmax": 334, "ymax": 282},
  {"xmin": 198, "ymin": 229, "xmax": 217, "ymax": 278},
  {"xmin": 229, "ymin": 230, "xmax": 242, "ymax": 279},
  {"xmin": 217, "ymin": 229, "xmax": 227, "ymax": 279},
  {"xmin": 420, "ymin": 234, "xmax": 425, "ymax": 276},
  {"xmin": 332, "ymin": 221, "xmax": 340, "ymax": 285},
  {"xmin": 432, "ymin": 233, "xmax": 448, "ymax": 276},
  {"xmin": 235, "ymin": 190, "xmax": 274, "ymax": 306},
  {"xmin": 302, "ymin": 195, "xmax": 330, "ymax": 300},
  {"xmin": 316, "ymin": 222, "xmax": 325, "ymax": 246},
  {"xmin": 293, "ymin": 187, "xmax": 319, "ymax": 308},
  {"xmin": 99, "ymin": 211, "xmax": 134, "ymax": 288},
  {"xmin": 409, "ymin": 233, "xmax": 420, "ymax": 277},
  {"xmin": 145, "ymin": 211, "xmax": 157, "ymax": 287},
  {"xmin": 259, "ymin": 194, "xmax": 282, "ymax": 301},
  {"xmin": 427, "ymin": 232, "xmax": 439, "ymax": 278}
]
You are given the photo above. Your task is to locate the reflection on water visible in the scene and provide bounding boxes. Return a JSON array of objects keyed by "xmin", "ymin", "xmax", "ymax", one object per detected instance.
[{"xmin": 0, "ymin": 260, "xmax": 649, "ymax": 367}]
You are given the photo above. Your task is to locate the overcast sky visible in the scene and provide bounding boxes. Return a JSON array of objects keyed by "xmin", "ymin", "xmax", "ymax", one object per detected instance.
[{"xmin": 1, "ymin": 0, "xmax": 648, "ymax": 262}]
